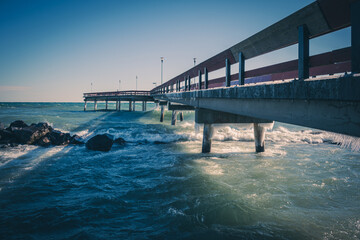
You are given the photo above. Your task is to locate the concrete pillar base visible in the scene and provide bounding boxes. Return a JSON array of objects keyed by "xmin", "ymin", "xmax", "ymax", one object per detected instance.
[
  {"xmin": 84, "ymin": 101, "xmax": 87, "ymax": 111},
  {"xmin": 105, "ymin": 100, "xmax": 108, "ymax": 111},
  {"xmin": 129, "ymin": 101, "xmax": 132, "ymax": 111},
  {"xmin": 171, "ymin": 111, "xmax": 178, "ymax": 125},
  {"xmin": 94, "ymin": 101, "xmax": 97, "ymax": 111},
  {"xmin": 132, "ymin": 101, "xmax": 136, "ymax": 111},
  {"xmin": 179, "ymin": 112, "xmax": 184, "ymax": 121},
  {"xmin": 254, "ymin": 123, "xmax": 265, "ymax": 152},
  {"xmin": 202, "ymin": 123, "xmax": 213, "ymax": 153},
  {"xmin": 160, "ymin": 106, "xmax": 164, "ymax": 122}
]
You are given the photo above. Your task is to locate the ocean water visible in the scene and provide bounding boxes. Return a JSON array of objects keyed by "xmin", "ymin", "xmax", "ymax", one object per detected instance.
[{"xmin": 0, "ymin": 102, "xmax": 359, "ymax": 240}]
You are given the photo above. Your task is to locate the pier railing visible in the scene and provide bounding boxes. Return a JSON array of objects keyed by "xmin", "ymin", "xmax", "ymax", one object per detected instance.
[
  {"xmin": 150, "ymin": 0, "xmax": 358, "ymax": 95},
  {"xmin": 84, "ymin": 90, "xmax": 151, "ymax": 98}
]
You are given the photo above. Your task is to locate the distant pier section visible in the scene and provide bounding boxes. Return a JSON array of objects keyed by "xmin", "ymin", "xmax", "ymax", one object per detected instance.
[{"xmin": 83, "ymin": 91, "xmax": 154, "ymax": 112}]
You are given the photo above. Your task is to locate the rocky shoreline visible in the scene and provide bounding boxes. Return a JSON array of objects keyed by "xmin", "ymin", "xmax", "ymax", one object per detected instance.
[{"xmin": 0, "ymin": 120, "xmax": 125, "ymax": 152}]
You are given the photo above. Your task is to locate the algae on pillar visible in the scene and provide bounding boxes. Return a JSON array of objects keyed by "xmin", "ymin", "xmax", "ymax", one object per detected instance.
[
  {"xmin": 253, "ymin": 123, "xmax": 265, "ymax": 152},
  {"xmin": 202, "ymin": 124, "xmax": 213, "ymax": 153}
]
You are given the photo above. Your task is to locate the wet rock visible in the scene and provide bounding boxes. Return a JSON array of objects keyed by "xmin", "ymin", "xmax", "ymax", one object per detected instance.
[
  {"xmin": 86, "ymin": 134, "xmax": 114, "ymax": 152},
  {"xmin": 0, "ymin": 129, "xmax": 16, "ymax": 144},
  {"xmin": 12, "ymin": 123, "xmax": 51, "ymax": 145},
  {"xmin": 48, "ymin": 130, "xmax": 71, "ymax": 145},
  {"xmin": 37, "ymin": 136, "xmax": 51, "ymax": 147},
  {"xmin": 0, "ymin": 122, "xmax": 4, "ymax": 130},
  {"xmin": 9, "ymin": 120, "xmax": 28, "ymax": 129},
  {"xmin": 70, "ymin": 135, "xmax": 84, "ymax": 145},
  {"xmin": 114, "ymin": 137, "xmax": 126, "ymax": 145}
]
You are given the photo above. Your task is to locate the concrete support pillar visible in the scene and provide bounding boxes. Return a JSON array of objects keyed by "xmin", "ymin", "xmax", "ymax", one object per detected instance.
[
  {"xmin": 142, "ymin": 101, "xmax": 145, "ymax": 111},
  {"xmin": 94, "ymin": 100, "xmax": 97, "ymax": 111},
  {"xmin": 105, "ymin": 100, "xmax": 108, "ymax": 111},
  {"xmin": 253, "ymin": 123, "xmax": 265, "ymax": 152},
  {"xmin": 116, "ymin": 101, "xmax": 118, "ymax": 111},
  {"xmin": 84, "ymin": 101, "xmax": 87, "ymax": 111},
  {"xmin": 160, "ymin": 105, "xmax": 164, "ymax": 122},
  {"xmin": 144, "ymin": 101, "xmax": 147, "ymax": 111},
  {"xmin": 204, "ymin": 67, "xmax": 208, "ymax": 89},
  {"xmin": 133, "ymin": 101, "xmax": 136, "ymax": 111},
  {"xmin": 351, "ymin": 1, "xmax": 360, "ymax": 74},
  {"xmin": 171, "ymin": 111, "xmax": 178, "ymax": 125},
  {"xmin": 129, "ymin": 101, "xmax": 132, "ymax": 111},
  {"xmin": 202, "ymin": 124, "xmax": 213, "ymax": 153},
  {"xmin": 298, "ymin": 24, "xmax": 309, "ymax": 80},
  {"xmin": 239, "ymin": 52, "xmax": 245, "ymax": 85},
  {"xmin": 119, "ymin": 101, "xmax": 121, "ymax": 111},
  {"xmin": 179, "ymin": 112, "xmax": 184, "ymax": 121},
  {"xmin": 225, "ymin": 58, "xmax": 231, "ymax": 87}
]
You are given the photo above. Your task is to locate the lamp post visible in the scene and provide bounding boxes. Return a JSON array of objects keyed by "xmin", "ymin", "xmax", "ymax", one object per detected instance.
[{"xmin": 160, "ymin": 57, "xmax": 164, "ymax": 84}]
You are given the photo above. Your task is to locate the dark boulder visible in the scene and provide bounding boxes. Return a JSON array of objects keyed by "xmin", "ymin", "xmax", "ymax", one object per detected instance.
[
  {"xmin": 114, "ymin": 137, "xmax": 126, "ymax": 145},
  {"xmin": 10, "ymin": 120, "xmax": 28, "ymax": 129},
  {"xmin": 70, "ymin": 135, "xmax": 84, "ymax": 145},
  {"xmin": 86, "ymin": 134, "xmax": 114, "ymax": 152},
  {"xmin": 37, "ymin": 136, "xmax": 51, "ymax": 147},
  {"xmin": 12, "ymin": 123, "xmax": 51, "ymax": 145},
  {"xmin": 0, "ymin": 129, "xmax": 16, "ymax": 144},
  {"xmin": 48, "ymin": 130, "xmax": 71, "ymax": 145}
]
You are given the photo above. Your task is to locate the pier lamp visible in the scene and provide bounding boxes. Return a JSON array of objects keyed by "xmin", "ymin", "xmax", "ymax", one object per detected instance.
[{"xmin": 160, "ymin": 57, "xmax": 164, "ymax": 84}]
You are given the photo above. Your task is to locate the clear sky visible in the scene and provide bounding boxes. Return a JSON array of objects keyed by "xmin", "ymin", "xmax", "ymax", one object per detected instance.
[{"xmin": 0, "ymin": 0, "xmax": 350, "ymax": 102}]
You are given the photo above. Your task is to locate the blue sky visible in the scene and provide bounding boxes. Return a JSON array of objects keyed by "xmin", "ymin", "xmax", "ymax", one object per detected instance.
[{"xmin": 0, "ymin": 0, "xmax": 350, "ymax": 102}]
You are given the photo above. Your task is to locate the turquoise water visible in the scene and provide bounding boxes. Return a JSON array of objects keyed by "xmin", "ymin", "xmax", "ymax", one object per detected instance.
[{"xmin": 0, "ymin": 102, "xmax": 359, "ymax": 239}]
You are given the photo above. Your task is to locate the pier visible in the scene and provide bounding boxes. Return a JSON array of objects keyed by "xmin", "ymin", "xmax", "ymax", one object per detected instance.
[{"xmin": 84, "ymin": 0, "xmax": 360, "ymax": 153}]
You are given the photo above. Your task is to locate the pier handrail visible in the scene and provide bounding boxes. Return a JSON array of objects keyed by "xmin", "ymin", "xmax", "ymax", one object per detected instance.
[
  {"xmin": 84, "ymin": 90, "xmax": 151, "ymax": 98},
  {"xmin": 150, "ymin": 0, "xmax": 357, "ymax": 94}
]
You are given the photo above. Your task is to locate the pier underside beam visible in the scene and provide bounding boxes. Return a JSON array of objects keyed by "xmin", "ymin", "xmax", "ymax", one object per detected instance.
[
  {"xmin": 168, "ymin": 103, "xmax": 195, "ymax": 111},
  {"xmin": 195, "ymin": 108, "xmax": 273, "ymax": 153}
]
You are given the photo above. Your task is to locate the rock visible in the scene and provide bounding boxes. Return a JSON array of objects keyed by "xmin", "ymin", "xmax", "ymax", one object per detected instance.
[
  {"xmin": 47, "ymin": 130, "xmax": 71, "ymax": 145},
  {"xmin": 9, "ymin": 120, "xmax": 28, "ymax": 129},
  {"xmin": 0, "ymin": 129, "xmax": 16, "ymax": 144},
  {"xmin": 69, "ymin": 135, "xmax": 84, "ymax": 145},
  {"xmin": 114, "ymin": 137, "xmax": 126, "ymax": 145},
  {"xmin": 86, "ymin": 134, "xmax": 114, "ymax": 152},
  {"xmin": 37, "ymin": 136, "xmax": 51, "ymax": 147},
  {"xmin": 0, "ymin": 122, "xmax": 4, "ymax": 130},
  {"xmin": 12, "ymin": 123, "xmax": 51, "ymax": 145}
]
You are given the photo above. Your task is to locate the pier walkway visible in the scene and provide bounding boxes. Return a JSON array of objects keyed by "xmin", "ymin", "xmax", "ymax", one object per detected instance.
[{"xmin": 84, "ymin": 0, "xmax": 360, "ymax": 153}]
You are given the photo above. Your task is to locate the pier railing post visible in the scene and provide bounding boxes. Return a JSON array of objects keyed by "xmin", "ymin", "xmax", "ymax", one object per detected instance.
[
  {"xmin": 239, "ymin": 52, "xmax": 245, "ymax": 85},
  {"xmin": 188, "ymin": 76, "xmax": 191, "ymax": 91},
  {"xmin": 351, "ymin": 1, "xmax": 360, "ymax": 74},
  {"xmin": 198, "ymin": 70, "xmax": 202, "ymax": 90},
  {"xmin": 298, "ymin": 24, "xmax": 309, "ymax": 80},
  {"xmin": 225, "ymin": 58, "xmax": 231, "ymax": 87},
  {"xmin": 204, "ymin": 67, "xmax": 208, "ymax": 89},
  {"xmin": 184, "ymin": 76, "xmax": 187, "ymax": 91},
  {"xmin": 202, "ymin": 123, "xmax": 213, "ymax": 153}
]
